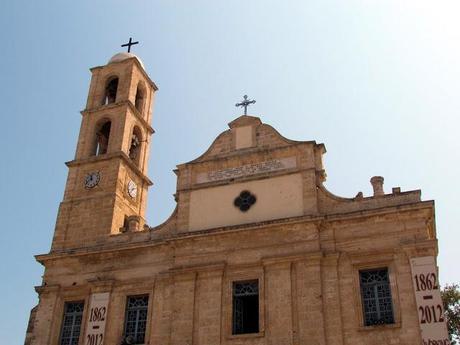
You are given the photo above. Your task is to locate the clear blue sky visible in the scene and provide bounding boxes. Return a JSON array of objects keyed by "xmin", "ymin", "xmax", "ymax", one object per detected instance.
[{"xmin": 1, "ymin": 1, "xmax": 459, "ymax": 343}]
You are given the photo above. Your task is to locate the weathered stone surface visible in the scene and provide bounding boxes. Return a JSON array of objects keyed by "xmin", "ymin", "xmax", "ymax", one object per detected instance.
[{"xmin": 28, "ymin": 54, "xmax": 440, "ymax": 345}]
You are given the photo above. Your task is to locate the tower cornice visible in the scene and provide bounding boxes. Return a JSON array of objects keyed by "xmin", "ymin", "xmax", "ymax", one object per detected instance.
[
  {"xmin": 90, "ymin": 57, "xmax": 159, "ymax": 91},
  {"xmin": 81, "ymin": 101, "xmax": 155, "ymax": 134},
  {"xmin": 66, "ymin": 151, "xmax": 153, "ymax": 186}
]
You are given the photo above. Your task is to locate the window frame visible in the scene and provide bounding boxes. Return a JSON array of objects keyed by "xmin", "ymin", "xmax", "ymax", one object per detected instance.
[
  {"xmin": 232, "ymin": 279, "xmax": 260, "ymax": 335},
  {"xmin": 46, "ymin": 287, "xmax": 91, "ymax": 345},
  {"xmin": 351, "ymin": 254, "xmax": 401, "ymax": 331},
  {"xmin": 123, "ymin": 294, "xmax": 150, "ymax": 345},
  {"xmin": 224, "ymin": 267, "xmax": 265, "ymax": 339},
  {"xmin": 359, "ymin": 267, "xmax": 395, "ymax": 326},
  {"xmin": 58, "ymin": 300, "xmax": 85, "ymax": 345}
]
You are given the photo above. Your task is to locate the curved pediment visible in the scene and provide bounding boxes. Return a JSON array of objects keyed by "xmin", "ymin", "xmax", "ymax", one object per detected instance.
[{"xmin": 185, "ymin": 115, "xmax": 319, "ymax": 164}]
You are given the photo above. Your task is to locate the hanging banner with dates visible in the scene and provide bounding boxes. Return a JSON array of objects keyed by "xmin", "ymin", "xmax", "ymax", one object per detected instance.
[
  {"xmin": 410, "ymin": 256, "xmax": 449, "ymax": 345},
  {"xmin": 83, "ymin": 292, "xmax": 110, "ymax": 345}
]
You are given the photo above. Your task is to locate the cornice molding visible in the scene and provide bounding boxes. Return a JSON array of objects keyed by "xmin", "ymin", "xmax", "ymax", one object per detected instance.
[{"xmin": 36, "ymin": 201, "xmax": 434, "ymax": 264}]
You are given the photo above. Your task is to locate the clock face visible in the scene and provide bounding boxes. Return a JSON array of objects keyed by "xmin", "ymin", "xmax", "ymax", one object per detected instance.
[
  {"xmin": 127, "ymin": 180, "xmax": 138, "ymax": 199},
  {"xmin": 84, "ymin": 172, "xmax": 100, "ymax": 189}
]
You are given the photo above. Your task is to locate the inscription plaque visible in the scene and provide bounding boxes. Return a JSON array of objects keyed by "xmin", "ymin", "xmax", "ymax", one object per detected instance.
[{"xmin": 196, "ymin": 156, "xmax": 297, "ymax": 184}]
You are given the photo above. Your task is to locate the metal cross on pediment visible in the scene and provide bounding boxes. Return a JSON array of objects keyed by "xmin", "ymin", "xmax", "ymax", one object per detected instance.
[
  {"xmin": 121, "ymin": 37, "xmax": 139, "ymax": 53},
  {"xmin": 235, "ymin": 95, "xmax": 256, "ymax": 115}
]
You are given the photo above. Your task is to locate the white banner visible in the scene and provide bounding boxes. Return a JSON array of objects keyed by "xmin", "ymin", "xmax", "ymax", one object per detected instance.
[
  {"xmin": 83, "ymin": 292, "xmax": 110, "ymax": 345},
  {"xmin": 410, "ymin": 256, "xmax": 449, "ymax": 345}
]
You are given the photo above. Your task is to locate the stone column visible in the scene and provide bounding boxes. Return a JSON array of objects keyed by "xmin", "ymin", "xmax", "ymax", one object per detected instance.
[
  {"xmin": 150, "ymin": 274, "xmax": 173, "ymax": 345},
  {"xmin": 170, "ymin": 272, "xmax": 197, "ymax": 345},
  {"xmin": 295, "ymin": 254, "xmax": 326, "ymax": 345},
  {"xmin": 194, "ymin": 268, "xmax": 224, "ymax": 345},
  {"xmin": 321, "ymin": 254, "xmax": 344, "ymax": 345},
  {"xmin": 30, "ymin": 285, "xmax": 60, "ymax": 345},
  {"xmin": 264, "ymin": 261, "xmax": 294, "ymax": 345}
]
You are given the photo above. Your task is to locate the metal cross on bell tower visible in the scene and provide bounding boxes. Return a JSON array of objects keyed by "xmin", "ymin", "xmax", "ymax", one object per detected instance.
[
  {"xmin": 121, "ymin": 37, "xmax": 139, "ymax": 53},
  {"xmin": 235, "ymin": 95, "xmax": 256, "ymax": 115}
]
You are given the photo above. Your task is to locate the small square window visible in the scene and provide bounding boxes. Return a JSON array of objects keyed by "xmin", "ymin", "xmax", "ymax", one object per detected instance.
[
  {"xmin": 359, "ymin": 268, "xmax": 395, "ymax": 326},
  {"xmin": 59, "ymin": 301, "xmax": 84, "ymax": 345},
  {"xmin": 232, "ymin": 280, "xmax": 259, "ymax": 335},
  {"xmin": 123, "ymin": 295, "xmax": 149, "ymax": 344}
]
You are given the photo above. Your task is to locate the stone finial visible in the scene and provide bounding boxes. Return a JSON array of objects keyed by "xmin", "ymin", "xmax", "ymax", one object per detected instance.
[{"xmin": 370, "ymin": 176, "xmax": 384, "ymax": 196}]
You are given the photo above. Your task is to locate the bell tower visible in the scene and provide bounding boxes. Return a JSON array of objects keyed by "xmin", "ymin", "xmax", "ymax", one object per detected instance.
[{"xmin": 51, "ymin": 52, "xmax": 157, "ymax": 251}]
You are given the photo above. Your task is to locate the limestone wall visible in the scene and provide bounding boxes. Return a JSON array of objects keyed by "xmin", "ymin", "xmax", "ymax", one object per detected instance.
[{"xmin": 32, "ymin": 203, "xmax": 435, "ymax": 345}]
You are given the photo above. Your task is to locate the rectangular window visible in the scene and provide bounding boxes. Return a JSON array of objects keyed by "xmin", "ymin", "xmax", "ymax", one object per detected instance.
[
  {"xmin": 124, "ymin": 295, "xmax": 149, "ymax": 344},
  {"xmin": 232, "ymin": 280, "xmax": 259, "ymax": 335},
  {"xmin": 59, "ymin": 301, "xmax": 84, "ymax": 345},
  {"xmin": 359, "ymin": 268, "xmax": 395, "ymax": 326}
]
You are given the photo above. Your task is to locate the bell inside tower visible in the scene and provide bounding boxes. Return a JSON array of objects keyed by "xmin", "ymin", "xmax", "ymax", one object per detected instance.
[
  {"xmin": 129, "ymin": 126, "xmax": 142, "ymax": 165},
  {"xmin": 95, "ymin": 121, "xmax": 111, "ymax": 156},
  {"xmin": 103, "ymin": 77, "xmax": 119, "ymax": 105}
]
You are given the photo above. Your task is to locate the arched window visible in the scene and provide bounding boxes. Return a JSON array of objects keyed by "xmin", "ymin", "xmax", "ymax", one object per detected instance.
[
  {"xmin": 94, "ymin": 121, "xmax": 111, "ymax": 156},
  {"xmin": 103, "ymin": 77, "xmax": 119, "ymax": 105},
  {"xmin": 128, "ymin": 126, "xmax": 142, "ymax": 166},
  {"xmin": 134, "ymin": 83, "xmax": 145, "ymax": 114}
]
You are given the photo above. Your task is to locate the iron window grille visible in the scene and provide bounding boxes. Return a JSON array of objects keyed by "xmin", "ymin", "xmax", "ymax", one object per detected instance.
[
  {"xmin": 59, "ymin": 301, "xmax": 84, "ymax": 345},
  {"xmin": 359, "ymin": 268, "xmax": 395, "ymax": 326},
  {"xmin": 232, "ymin": 280, "xmax": 259, "ymax": 335},
  {"xmin": 124, "ymin": 295, "xmax": 149, "ymax": 344}
]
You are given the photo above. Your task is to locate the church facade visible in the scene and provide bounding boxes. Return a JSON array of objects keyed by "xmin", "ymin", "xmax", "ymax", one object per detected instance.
[{"xmin": 27, "ymin": 52, "xmax": 449, "ymax": 345}]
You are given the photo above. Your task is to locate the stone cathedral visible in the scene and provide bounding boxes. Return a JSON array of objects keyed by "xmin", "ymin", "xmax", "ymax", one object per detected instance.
[{"xmin": 26, "ymin": 51, "xmax": 450, "ymax": 345}]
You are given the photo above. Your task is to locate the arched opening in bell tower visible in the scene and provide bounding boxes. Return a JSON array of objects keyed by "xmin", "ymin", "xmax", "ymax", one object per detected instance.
[
  {"xmin": 128, "ymin": 126, "xmax": 143, "ymax": 166},
  {"xmin": 134, "ymin": 82, "xmax": 146, "ymax": 115},
  {"xmin": 93, "ymin": 120, "xmax": 112, "ymax": 156},
  {"xmin": 103, "ymin": 77, "xmax": 119, "ymax": 105}
]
